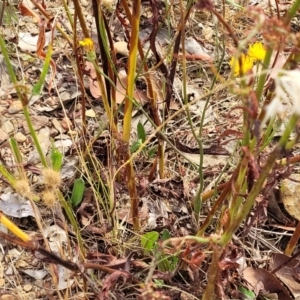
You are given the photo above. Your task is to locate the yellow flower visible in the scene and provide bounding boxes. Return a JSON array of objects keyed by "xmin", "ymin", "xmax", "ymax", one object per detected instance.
[
  {"xmin": 230, "ymin": 54, "xmax": 253, "ymax": 77},
  {"xmin": 79, "ymin": 38, "xmax": 96, "ymax": 61},
  {"xmin": 79, "ymin": 38, "xmax": 94, "ymax": 52},
  {"xmin": 247, "ymin": 42, "xmax": 266, "ymax": 62}
]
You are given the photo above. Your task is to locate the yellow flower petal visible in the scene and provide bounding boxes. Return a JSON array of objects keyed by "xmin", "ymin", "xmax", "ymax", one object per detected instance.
[
  {"xmin": 79, "ymin": 38, "xmax": 94, "ymax": 52},
  {"xmin": 230, "ymin": 54, "xmax": 253, "ymax": 77},
  {"xmin": 248, "ymin": 42, "xmax": 266, "ymax": 62}
]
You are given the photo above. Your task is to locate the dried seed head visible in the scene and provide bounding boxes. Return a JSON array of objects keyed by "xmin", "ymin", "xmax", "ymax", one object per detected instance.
[
  {"xmin": 41, "ymin": 189, "xmax": 57, "ymax": 208},
  {"xmin": 14, "ymin": 179, "xmax": 31, "ymax": 197},
  {"xmin": 261, "ymin": 17, "xmax": 291, "ymax": 50},
  {"xmin": 42, "ymin": 168, "xmax": 61, "ymax": 189}
]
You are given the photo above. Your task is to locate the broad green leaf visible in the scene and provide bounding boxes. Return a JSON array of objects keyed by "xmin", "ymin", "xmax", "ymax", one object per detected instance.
[
  {"xmin": 147, "ymin": 145, "xmax": 157, "ymax": 159},
  {"xmin": 161, "ymin": 229, "xmax": 171, "ymax": 241},
  {"xmin": 158, "ymin": 229, "xmax": 178, "ymax": 272},
  {"xmin": 137, "ymin": 121, "xmax": 146, "ymax": 142},
  {"xmin": 130, "ymin": 139, "xmax": 142, "ymax": 153},
  {"xmin": 141, "ymin": 231, "xmax": 159, "ymax": 254},
  {"xmin": 71, "ymin": 178, "xmax": 85, "ymax": 207}
]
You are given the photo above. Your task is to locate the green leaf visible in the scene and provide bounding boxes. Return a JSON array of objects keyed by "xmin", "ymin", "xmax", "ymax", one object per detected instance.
[
  {"xmin": 0, "ymin": 163, "xmax": 16, "ymax": 186},
  {"xmin": 161, "ymin": 229, "xmax": 171, "ymax": 241},
  {"xmin": 137, "ymin": 121, "xmax": 146, "ymax": 142},
  {"xmin": 238, "ymin": 286, "xmax": 256, "ymax": 300},
  {"xmin": 9, "ymin": 137, "xmax": 26, "ymax": 180},
  {"xmin": 141, "ymin": 231, "xmax": 159, "ymax": 254},
  {"xmin": 157, "ymin": 255, "xmax": 172, "ymax": 272},
  {"xmin": 0, "ymin": 35, "xmax": 17, "ymax": 84},
  {"xmin": 32, "ymin": 44, "xmax": 52, "ymax": 95},
  {"xmin": 153, "ymin": 279, "xmax": 164, "ymax": 286},
  {"xmin": 130, "ymin": 139, "xmax": 142, "ymax": 153},
  {"xmin": 9, "ymin": 138, "xmax": 23, "ymax": 165},
  {"xmin": 157, "ymin": 229, "xmax": 178, "ymax": 272},
  {"xmin": 147, "ymin": 145, "xmax": 157, "ymax": 159},
  {"xmin": 50, "ymin": 145, "xmax": 63, "ymax": 171},
  {"xmin": 71, "ymin": 178, "xmax": 85, "ymax": 207}
]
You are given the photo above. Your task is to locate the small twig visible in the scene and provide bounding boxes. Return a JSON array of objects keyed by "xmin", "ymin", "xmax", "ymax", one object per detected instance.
[
  {"xmin": 0, "ymin": 0, "xmax": 6, "ymax": 26},
  {"xmin": 0, "ymin": 231, "xmax": 141, "ymax": 292}
]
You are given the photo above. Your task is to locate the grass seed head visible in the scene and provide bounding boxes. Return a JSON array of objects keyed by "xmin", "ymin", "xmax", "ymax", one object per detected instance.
[
  {"xmin": 42, "ymin": 168, "xmax": 61, "ymax": 189},
  {"xmin": 14, "ymin": 179, "xmax": 31, "ymax": 198},
  {"xmin": 41, "ymin": 189, "xmax": 58, "ymax": 208}
]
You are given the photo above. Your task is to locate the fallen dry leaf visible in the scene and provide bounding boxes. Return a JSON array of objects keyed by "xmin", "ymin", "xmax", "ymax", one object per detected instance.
[
  {"xmin": 19, "ymin": 0, "xmax": 41, "ymax": 22},
  {"xmin": 100, "ymin": 271, "xmax": 132, "ymax": 300},
  {"xmin": 243, "ymin": 266, "xmax": 292, "ymax": 299},
  {"xmin": 272, "ymin": 253, "xmax": 300, "ymax": 298}
]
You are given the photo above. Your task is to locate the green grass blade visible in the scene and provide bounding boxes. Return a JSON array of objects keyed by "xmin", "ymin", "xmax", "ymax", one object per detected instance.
[{"xmin": 32, "ymin": 44, "xmax": 52, "ymax": 95}]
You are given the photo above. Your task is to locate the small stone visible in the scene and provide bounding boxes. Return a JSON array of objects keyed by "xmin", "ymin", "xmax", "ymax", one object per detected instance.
[
  {"xmin": 14, "ymin": 132, "xmax": 26, "ymax": 143},
  {"xmin": 12, "ymin": 114, "xmax": 25, "ymax": 130},
  {"xmin": 2, "ymin": 120, "xmax": 14, "ymax": 134},
  {"xmin": 54, "ymin": 133, "xmax": 69, "ymax": 140},
  {"xmin": 15, "ymin": 259, "xmax": 28, "ymax": 268},
  {"xmin": 32, "ymin": 175, "xmax": 38, "ymax": 183},
  {"xmin": 61, "ymin": 116, "xmax": 73, "ymax": 131},
  {"xmin": 75, "ymin": 103, "xmax": 82, "ymax": 111},
  {"xmin": 8, "ymin": 100, "xmax": 23, "ymax": 114},
  {"xmin": 54, "ymin": 139, "xmax": 73, "ymax": 154},
  {"xmin": 0, "ymin": 295, "xmax": 17, "ymax": 300},
  {"xmin": 11, "ymin": 119, "xmax": 20, "ymax": 130},
  {"xmin": 0, "ymin": 128, "xmax": 8, "ymax": 144},
  {"xmin": 50, "ymin": 127, "xmax": 58, "ymax": 138},
  {"xmin": 68, "ymin": 130, "xmax": 77, "ymax": 137},
  {"xmin": 23, "ymin": 284, "xmax": 32, "ymax": 292},
  {"xmin": 114, "ymin": 41, "xmax": 129, "ymax": 56},
  {"xmin": 86, "ymin": 109, "xmax": 96, "ymax": 118},
  {"xmin": 27, "ymin": 127, "xmax": 50, "ymax": 164},
  {"xmin": 44, "ymin": 97, "xmax": 58, "ymax": 107},
  {"xmin": 0, "ymin": 279, "xmax": 4, "ymax": 287},
  {"xmin": 23, "ymin": 115, "xmax": 49, "ymax": 134},
  {"xmin": 74, "ymin": 119, "xmax": 83, "ymax": 129},
  {"xmin": 5, "ymin": 266, "xmax": 13, "ymax": 276},
  {"xmin": 52, "ymin": 118, "xmax": 65, "ymax": 133}
]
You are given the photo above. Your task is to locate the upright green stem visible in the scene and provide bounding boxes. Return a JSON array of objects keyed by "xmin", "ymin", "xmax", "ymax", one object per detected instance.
[
  {"xmin": 122, "ymin": 0, "xmax": 141, "ymax": 231},
  {"xmin": 58, "ymin": 191, "xmax": 85, "ymax": 259},
  {"xmin": 255, "ymin": 49, "xmax": 272, "ymax": 101},
  {"xmin": 284, "ymin": 0, "xmax": 300, "ymax": 24},
  {"xmin": 23, "ymin": 106, "xmax": 48, "ymax": 167},
  {"xmin": 220, "ymin": 114, "xmax": 299, "ymax": 246}
]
